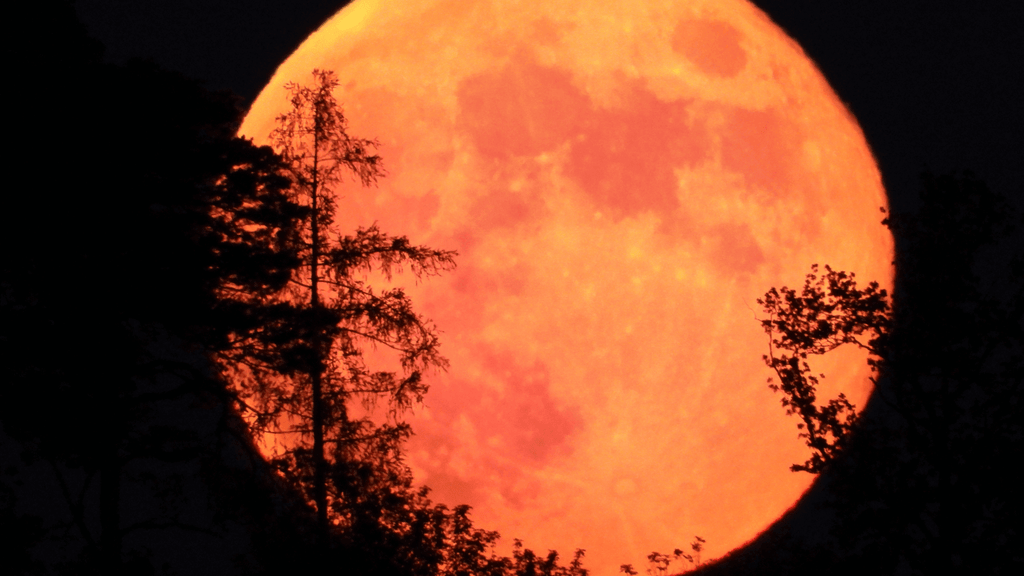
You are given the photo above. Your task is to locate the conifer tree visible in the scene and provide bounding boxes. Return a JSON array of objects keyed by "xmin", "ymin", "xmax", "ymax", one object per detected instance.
[{"xmin": 228, "ymin": 69, "xmax": 456, "ymax": 550}]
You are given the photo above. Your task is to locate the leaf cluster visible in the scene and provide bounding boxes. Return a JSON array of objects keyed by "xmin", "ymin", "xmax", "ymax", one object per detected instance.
[
  {"xmin": 758, "ymin": 265, "xmax": 891, "ymax": 473},
  {"xmin": 329, "ymin": 477, "xmax": 591, "ymax": 576},
  {"xmin": 620, "ymin": 536, "xmax": 706, "ymax": 576}
]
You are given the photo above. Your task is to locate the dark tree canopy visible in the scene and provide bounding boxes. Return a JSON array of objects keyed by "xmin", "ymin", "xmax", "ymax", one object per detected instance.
[{"xmin": 1, "ymin": 5, "xmax": 317, "ymax": 572}]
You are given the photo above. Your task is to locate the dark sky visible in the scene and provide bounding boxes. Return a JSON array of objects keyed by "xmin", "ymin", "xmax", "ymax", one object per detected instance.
[{"xmin": 74, "ymin": 0, "xmax": 1023, "ymax": 210}]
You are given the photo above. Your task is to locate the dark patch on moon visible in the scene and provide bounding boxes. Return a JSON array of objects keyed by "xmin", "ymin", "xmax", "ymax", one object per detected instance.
[
  {"xmin": 720, "ymin": 107, "xmax": 800, "ymax": 199},
  {"xmin": 456, "ymin": 50, "xmax": 712, "ymax": 220},
  {"xmin": 456, "ymin": 51, "xmax": 588, "ymax": 159},
  {"xmin": 565, "ymin": 77, "xmax": 709, "ymax": 218},
  {"xmin": 413, "ymin": 345, "xmax": 583, "ymax": 508},
  {"xmin": 706, "ymin": 221, "xmax": 766, "ymax": 275},
  {"xmin": 671, "ymin": 19, "xmax": 748, "ymax": 77},
  {"xmin": 425, "ymin": 347, "xmax": 582, "ymax": 465}
]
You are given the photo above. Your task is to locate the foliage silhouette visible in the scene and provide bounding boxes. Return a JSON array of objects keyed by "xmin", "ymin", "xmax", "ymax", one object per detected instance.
[
  {"xmin": 824, "ymin": 171, "xmax": 1024, "ymax": 574},
  {"xmin": 223, "ymin": 69, "xmax": 456, "ymax": 554},
  {"xmin": 620, "ymin": 536, "xmax": 706, "ymax": 576},
  {"xmin": 694, "ymin": 172, "xmax": 1022, "ymax": 575},
  {"xmin": 758, "ymin": 265, "xmax": 891, "ymax": 473},
  {"xmin": 1, "ymin": 4, "xmax": 316, "ymax": 571},
  {"xmin": 332, "ymin": 475, "xmax": 590, "ymax": 576}
]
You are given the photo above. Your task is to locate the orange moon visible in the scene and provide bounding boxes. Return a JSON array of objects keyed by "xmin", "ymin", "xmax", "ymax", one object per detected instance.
[{"xmin": 240, "ymin": 0, "xmax": 892, "ymax": 572}]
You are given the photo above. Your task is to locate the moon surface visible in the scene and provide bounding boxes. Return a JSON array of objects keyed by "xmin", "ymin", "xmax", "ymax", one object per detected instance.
[{"xmin": 240, "ymin": 0, "xmax": 892, "ymax": 572}]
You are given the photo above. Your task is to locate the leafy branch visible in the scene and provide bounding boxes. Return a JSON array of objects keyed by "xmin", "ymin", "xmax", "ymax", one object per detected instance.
[{"xmin": 757, "ymin": 264, "xmax": 891, "ymax": 473}]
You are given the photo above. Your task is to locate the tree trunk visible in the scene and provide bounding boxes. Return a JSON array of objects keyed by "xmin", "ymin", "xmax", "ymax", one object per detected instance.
[{"xmin": 308, "ymin": 139, "xmax": 330, "ymax": 554}]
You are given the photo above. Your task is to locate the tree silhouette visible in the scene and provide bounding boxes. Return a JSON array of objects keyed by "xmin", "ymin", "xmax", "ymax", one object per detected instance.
[
  {"xmin": 620, "ymin": 536, "xmax": 706, "ymax": 576},
  {"xmin": 827, "ymin": 172, "xmax": 1024, "ymax": 573},
  {"xmin": 2, "ymin": 41, "xmax": 310, "ymax": 571},
  {"xmin": 225, "ymin": 69, "xmax": 456, "ymax": 552},
  {"xmin": 757, "ymin": 265, "xmax": 891, "ymax": 473},
  {"xmin": 700, "ymin": 172, "xmax": 1024, "ymax": 573},
  {"xmin": 5, "ymin": 10, "xmax": 588, "ymax": 573}
]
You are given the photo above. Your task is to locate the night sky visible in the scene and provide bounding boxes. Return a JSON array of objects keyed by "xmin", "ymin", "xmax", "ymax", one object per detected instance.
[{"xmin": 74, "ymin": 0, "xmax": 1024, "ymax": 211}]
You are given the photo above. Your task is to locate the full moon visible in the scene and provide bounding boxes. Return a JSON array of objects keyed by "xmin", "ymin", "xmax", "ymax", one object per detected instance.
[{"xmin": 240, "ymin": 0, "xmax": 892, "ymax": 572}]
